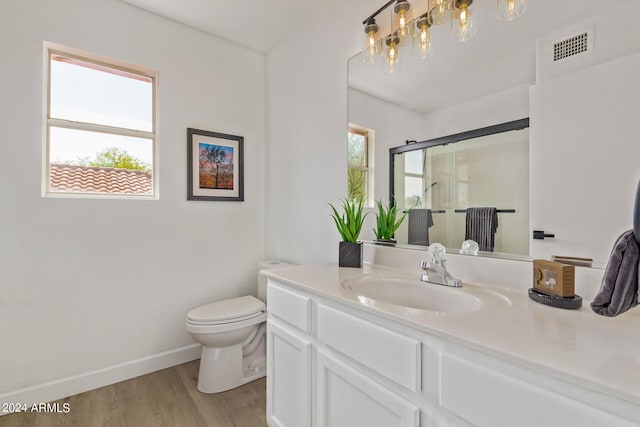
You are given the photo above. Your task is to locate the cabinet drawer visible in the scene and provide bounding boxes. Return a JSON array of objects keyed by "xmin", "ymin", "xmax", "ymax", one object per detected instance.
[
  {"xmin": 267, "ymin": 280, "xmax": 312, "ymax": 333},
  {"xmin": 317, "ymin": 304, "xmax": 421, "ymax": 392},
  {"xmin": 441, "ymin": 352, "xmax": 637, "ymax": 427}
]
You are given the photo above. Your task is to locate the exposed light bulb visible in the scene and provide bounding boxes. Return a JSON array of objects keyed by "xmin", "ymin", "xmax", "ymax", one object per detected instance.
[
  {"xmin": 430, "ymin": 0, "xmax": 451, "ymax": 26},
  {"xmin": 417, "ymin": 27, "xmax": 430, "ymax": 58},
  {"xmin": 414, "ymin": 14, "xmax": 432, "ymax": 59},
  {"xmin": 393, "ymin": 0, "xmax": 412, "ymax": 44},
  {"xmin": 385, "ymin": 35, "xmax": 400, "ymax": 74},
  {"xmin": 452, "ymin": 0, "xmax": 475, "ymax": 42},
  {"xmin": 497, "ymin": 0, "xmax": 527, "ymax": 21},
  {"xmin": 367, "ymin": 31, "xmax": 377, "ymax": 56},
  {"xmin": 362, "ymin": 19, "xmax": 380, "ymax": 64}
]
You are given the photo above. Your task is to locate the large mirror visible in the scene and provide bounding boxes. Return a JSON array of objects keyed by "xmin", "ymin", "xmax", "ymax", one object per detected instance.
[
  {"xmin": 348, "ymin": 0, "xmax": 640, "ymax": 265},
  {"xmin": 390, "ymin": 120, "xmax": 529, "ymax": 255}
]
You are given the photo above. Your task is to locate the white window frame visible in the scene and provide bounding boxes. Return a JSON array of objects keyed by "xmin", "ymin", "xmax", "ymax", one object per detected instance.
[
  {"xmin": 42, "ymin": 42, "xmax": 159, "ymax": 199},
  {"xmin": 348, "ymin": 123, "xmax": 375, "ymax": 206}
]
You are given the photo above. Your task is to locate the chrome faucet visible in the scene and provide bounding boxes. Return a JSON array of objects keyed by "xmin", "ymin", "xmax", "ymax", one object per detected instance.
[{"xmin": 420, "ymin": 243, "xmax": 462, "ymax": 288}]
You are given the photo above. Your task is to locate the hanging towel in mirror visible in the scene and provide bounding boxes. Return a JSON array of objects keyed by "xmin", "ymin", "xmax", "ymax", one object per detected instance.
[
  {"xmin": 408, "ymin": 209, "xmax": 434, "ymax": 246},
  {"xmin": 465, "ymin": 207, "xmax": 498, "ymax": 252},
  {"xmin": 591, "ymin": 230, "xmax": 639, "ymax": 317}
]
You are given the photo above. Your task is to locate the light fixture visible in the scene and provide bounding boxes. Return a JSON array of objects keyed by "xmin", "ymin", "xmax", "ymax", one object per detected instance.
[
  {"xmin": 451, "ymin": 0, "xmax": 475, "ymax": 42},
  {"xmin": 430, "ymin": 0, "xmax": 451, "ymax": 26},
  {"xmin": 497, "ymin": 0, "xmax": 527, "ymax": 21},
  {"xmin": 385, "ymin": 33, "xmax": 401, "ymax": 73},
  {"xmin": 362, "ymin": 17, "xmax": 380, "ymax": 64},
  {"xmin": 393, "ymin": 0, "xmax": 413, "ymax": 44},
  {"xmin": 361, "ymin": 0, "xmax": 526, "ymax": 71},
  {"xmin": 414, "ymin": 12, "xmax": 432, "ymax": 59}
]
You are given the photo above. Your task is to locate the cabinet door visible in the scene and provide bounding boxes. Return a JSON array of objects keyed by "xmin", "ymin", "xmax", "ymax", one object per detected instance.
[
  {"xmin": 267, "ymin": 320, "xmax": 312, "ymax": 427},
  {"xmin": 317, "ymin": 350, "xmax": 419, "ymax": 427}
]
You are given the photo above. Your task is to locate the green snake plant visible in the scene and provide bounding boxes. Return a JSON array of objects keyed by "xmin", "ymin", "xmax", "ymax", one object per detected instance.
[
  {"xmin": 329, "ymin": 198, "xmax": 368, "ymax": 242},
  {"xmin": 373, "ymin": 199, "xmax": 409, "ymax": 241}
]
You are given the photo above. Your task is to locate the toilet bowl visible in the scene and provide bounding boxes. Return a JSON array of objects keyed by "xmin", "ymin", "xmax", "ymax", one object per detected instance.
[
  {"xmin": 186, "ymin": 260, "xmax": 292, "ymax": 393},
  {"xmin": 186, "ymin": 295, "xmax": 267, "ymax": 393}
]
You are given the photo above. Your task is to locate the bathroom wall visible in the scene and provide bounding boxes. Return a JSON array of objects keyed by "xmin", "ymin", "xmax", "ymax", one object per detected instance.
[
  {"xmin": 0, "ymin": 0, "xmax": 265, "ymax": 403},
  {"xmin": 530, "ymin": 51, "xmax": 640, "ymax": 263},
  {"xmin": 265, "ymin": 0, "xmax": 373, "ymax": 264}
]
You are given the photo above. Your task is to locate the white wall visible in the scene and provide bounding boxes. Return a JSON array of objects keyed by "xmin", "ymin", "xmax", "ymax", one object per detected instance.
[
  {"xmin": 0, "ymin": 0, "xmax": 265, "ymax": 402},
  {"xmin": 265, "ymin": 1, "xmax": 373, "ymax": 264},
  {"xmin": 530, "ymin": 51, "xmax": 640, "ymax": 263},
  {"xmin": 529, "ymin": 1, "xmax": 640, "ymax": 264}
]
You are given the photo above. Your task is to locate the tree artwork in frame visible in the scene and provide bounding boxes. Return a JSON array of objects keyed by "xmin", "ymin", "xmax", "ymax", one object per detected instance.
[{"xmin": 187, "ymin": 128, "xmax": 244, "ymax": 201}]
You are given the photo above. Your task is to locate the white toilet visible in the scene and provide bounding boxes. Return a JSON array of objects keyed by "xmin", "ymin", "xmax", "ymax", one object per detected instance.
[{"xmin": 185, "ymin": 260, "xmax": 289, "ymax": 393}]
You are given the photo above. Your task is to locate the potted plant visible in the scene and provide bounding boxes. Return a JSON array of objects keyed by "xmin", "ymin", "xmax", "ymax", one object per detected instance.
[
  {"xmin": 373, "ymin": 199, "xmax": 409, "ymax": 245},
  {"xmin": 329, "ymin": 198, "xmax": 368, "ymax": 268}
]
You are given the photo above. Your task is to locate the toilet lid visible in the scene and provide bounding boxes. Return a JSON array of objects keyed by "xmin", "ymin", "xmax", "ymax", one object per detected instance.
[{"xmin": 187, "ymin": 295, "xmax": 265, "ymax": 324}]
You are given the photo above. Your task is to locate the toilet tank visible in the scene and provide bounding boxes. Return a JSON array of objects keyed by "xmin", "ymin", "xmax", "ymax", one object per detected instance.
[{"xmin": 257, "ymin": 260, "xmax": 293, "ymax": 304}]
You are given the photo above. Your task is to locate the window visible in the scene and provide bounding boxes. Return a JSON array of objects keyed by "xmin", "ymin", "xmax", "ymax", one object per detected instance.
[
  {"xmin": 44, "ymin": 43, "xmax": 157, "ymax": 198},
  {"xmin": 348, "ymin": 126, "xmax": 373, "ymax": 203},
  {"xmin": 404, "ymin": 149, "xmax": 424, "ymax": 207}
]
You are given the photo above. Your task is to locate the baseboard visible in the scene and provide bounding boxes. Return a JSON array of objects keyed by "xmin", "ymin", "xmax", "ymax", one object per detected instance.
[{"xmin": 0, "ymin": 344, "xmax": 201, "ymax": 414}]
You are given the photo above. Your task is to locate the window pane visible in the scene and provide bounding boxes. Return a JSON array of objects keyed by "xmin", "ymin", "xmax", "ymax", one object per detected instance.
[
  {"xmin": 348, "ymin": 168, "xmax": 367, "ymax": 202},
  {"xmin": 348, "ymin": 132, "xmax": 367, "ymax": 167},
  {"xmin": 404, "ymin": 176, "xmax": 423, "ymax": 207},
  {"xmin": 405, "ymin": 150, "xmax": 423, "ymax": 175},
  {"xmin": 49, "ymin": 127, "xmax": 153, "ymax": 195},
  {"xmin": 50, "ymin": 56, "xmax": 152, "ymax": 131}
]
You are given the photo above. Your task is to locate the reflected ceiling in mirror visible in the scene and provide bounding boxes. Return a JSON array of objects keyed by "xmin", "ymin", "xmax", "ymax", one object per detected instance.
[{"xmin": 349, "ymin": 1, "xmax": 616, "ymax": 115}]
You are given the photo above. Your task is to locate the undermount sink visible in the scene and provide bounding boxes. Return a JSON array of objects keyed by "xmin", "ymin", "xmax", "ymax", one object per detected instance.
[{"xmin": 340, "ymin": 275, "xmax": 510, "ymax": 315}]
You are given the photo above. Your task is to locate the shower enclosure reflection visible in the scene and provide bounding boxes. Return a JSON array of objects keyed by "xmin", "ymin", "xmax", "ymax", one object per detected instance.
[{"xmin": 391, "ymin": 120, "xmax": 529, "ymax": 255}]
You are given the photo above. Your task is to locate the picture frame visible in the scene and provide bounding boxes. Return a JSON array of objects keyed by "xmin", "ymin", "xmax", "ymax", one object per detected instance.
[{"xmin": 187, "ymin": 128, "xmax": 244, "ymax": 201}]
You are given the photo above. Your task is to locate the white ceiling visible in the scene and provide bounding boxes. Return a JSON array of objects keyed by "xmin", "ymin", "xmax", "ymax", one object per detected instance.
[
  {"xmin": 119, "ymin": 0, "xmax": 627, "ymax": 113},
  {"xmin": 119, "ymin": 0, "xmax": 334, "ymax": 53}
]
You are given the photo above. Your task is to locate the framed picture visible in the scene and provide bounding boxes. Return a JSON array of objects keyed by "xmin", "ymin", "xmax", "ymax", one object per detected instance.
[{"xmin": 187, "ymin": 128, "xmax": 244, "ymax": 201}]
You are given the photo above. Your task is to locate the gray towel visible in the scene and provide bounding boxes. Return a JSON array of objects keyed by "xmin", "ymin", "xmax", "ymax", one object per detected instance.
[
  {"xmin": 465, "ymin": 207, "xmax": 498, "ymax": 252},
  {"xmin": 591, "ymin": 230, "xmax": 639, "ymax": 317},
  {"xmin": 408, "ymin": 209, "xmax": 434, "ymax": 246}
]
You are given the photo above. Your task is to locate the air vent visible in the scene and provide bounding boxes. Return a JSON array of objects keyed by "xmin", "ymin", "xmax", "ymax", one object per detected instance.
[{"xmin": 553, "ymin": 32, "xmax": 590, "ymax": 62}]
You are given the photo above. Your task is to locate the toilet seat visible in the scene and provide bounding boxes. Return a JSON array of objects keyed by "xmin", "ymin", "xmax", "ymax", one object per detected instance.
[
  {"xmin": 185, "ymin": 295, "xmax": 267, "ymax": 334},
  {"xmin": 187, "ymin": 311, "xmax": 264, "ymax": 326}
]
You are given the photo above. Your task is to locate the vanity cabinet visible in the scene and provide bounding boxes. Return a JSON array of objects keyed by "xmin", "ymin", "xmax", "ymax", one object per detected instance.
[
  {"xmin": 267, "ymin": 279, "xmax": 421, "ymax": 427},
  {"xmin": 266, "ymin": 278, "xmax": 639, "ymax": 427},
  {"xmin": 266, "ymin": 282, "xmax": 312, "ymax": 427}
]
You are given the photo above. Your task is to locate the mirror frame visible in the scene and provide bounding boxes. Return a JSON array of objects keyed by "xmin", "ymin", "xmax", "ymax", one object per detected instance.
[{"xmin": 389, "ymin": 118, "xmax": 530, "ymax": 205}]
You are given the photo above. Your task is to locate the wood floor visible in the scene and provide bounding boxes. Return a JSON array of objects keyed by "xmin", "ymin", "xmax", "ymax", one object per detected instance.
[{"xmin": 0, "ymin": 360, "xmax": 267, "ymax": 427}]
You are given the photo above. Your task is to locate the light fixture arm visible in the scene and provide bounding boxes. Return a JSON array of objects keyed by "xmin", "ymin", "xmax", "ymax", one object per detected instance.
[{"xmin": 362, "ymin": 0, "xmax": 397, "ymax": 25}]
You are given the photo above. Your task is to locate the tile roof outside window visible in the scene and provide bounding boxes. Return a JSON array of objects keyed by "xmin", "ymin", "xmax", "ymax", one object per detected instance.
[{"xmin": 49, "ymin": 164, "xmax": 152, "ymax": 195}]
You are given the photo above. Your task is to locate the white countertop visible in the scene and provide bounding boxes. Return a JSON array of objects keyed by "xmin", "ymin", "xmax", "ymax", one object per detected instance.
[{"xmin": 263, "ymin": 263, "xmax": 640, "ymax": 407}]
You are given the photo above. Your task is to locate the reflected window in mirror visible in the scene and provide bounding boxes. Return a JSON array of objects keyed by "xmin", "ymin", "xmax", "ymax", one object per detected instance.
[
  {"xmin": 403, "ymin": 150, "xmax": 424, "ymax": 208},
  {"xmin": 348, "ymin": 125, "xmax": 374, "ymax": 204}
]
